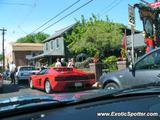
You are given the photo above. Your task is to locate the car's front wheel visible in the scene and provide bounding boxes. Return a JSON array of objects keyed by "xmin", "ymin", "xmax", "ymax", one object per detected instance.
[
  {"xmin": 103, "ymin": 82, "xmax": 119, "ymax": 90},
  {"xmin": 44, "ymin": 80, "xmax": 52, "ymax": 94}
]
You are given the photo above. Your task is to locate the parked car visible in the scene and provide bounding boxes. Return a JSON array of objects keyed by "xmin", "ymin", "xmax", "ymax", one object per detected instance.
[
  {"xmin": 2, "ymin": 69, "xmax": 10, "ymax": 80},
  {"xmin": 29, "ymin": 67, "xmax": 96, "ymax": 93},
  {"xmin": 98, "ymin": 47, "xmax": 160, "ymax": 90},
  {"xmin": 15, "ymin": 66, "xmax": 38, "ymax": 84}
]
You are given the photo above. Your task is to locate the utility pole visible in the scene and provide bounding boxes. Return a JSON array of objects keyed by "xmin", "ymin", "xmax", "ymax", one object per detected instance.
[
  {"xmin": 128, "ymin": 4, "xmax": 135, "ymax": 64},
  {"xmin": 0, "ymin": 28, "xmax": 7, "ymax": 72}
]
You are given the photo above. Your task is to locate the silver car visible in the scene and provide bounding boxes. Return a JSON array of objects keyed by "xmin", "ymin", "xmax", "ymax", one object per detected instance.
[
  {"xmin": 99, "ymin": 47, "xmax": 160, "ymax": 90},
  {"xmin": 15, "ymin": 66, "xmax": 38, "ymax": 84}
]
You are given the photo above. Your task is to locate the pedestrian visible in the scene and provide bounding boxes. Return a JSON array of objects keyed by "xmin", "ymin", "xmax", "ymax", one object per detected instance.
[
  {"xmin": 67, "ymin": 58, "xmax": 75, "ymax": 67},
  {"xmin": 44, "ymin": 64, "xmax": 48, "ymax": 68},
  {"xmin": 60, "ymin": 58, "xmax": 67, "ymax": 66},
  {"xmin": 9, "ymin": 61, "xmax": 16, "ymax": 84},
  {"xmin": 55, "ymin": 58, "xmax": 62, "ymax": 67},
  {"xmin": 40, "ymin": 64, "xmax": 45, "ymax": 70}
]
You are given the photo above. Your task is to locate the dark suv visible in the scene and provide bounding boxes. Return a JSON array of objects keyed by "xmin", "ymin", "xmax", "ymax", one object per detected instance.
[{"xmin": 98, "ymin": 47, "xmax": 160, "ymax": 90}]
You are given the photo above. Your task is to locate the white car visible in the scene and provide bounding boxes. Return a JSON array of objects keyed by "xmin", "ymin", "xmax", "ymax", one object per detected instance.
[{"xmin": 15, "ymin": 66, "xmax": 39, "ymax": 84}]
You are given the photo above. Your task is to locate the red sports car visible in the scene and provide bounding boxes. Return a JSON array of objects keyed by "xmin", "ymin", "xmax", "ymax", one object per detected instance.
[{"xmin": 29, "ymin": 67, "xmax": 96, "ymax": 93}]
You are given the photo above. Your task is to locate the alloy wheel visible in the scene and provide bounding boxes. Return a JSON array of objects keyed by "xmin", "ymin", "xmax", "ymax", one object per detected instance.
[{"xmin": 45, "ymin": 80, "xmax": 51, "ymax": 94}]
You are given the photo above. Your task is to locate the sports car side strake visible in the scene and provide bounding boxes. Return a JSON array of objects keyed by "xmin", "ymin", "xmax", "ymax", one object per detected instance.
[{"xmin": 29, "ymin": 67, "xmax": 96, "ymax": 93}]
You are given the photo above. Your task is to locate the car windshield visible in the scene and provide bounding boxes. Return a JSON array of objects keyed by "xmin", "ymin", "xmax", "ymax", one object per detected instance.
[
  {"xmin": 19, "ymin": 67, "xmax": 36, "ymax": 71},
  {"xmin": 1, "ymin": 0, "xmax": 160, "ymax": 119}
]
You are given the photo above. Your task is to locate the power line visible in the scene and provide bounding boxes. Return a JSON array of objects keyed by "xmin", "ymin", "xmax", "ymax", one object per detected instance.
[
  {"xmin": 31, "ymin": 0, "xmax": 81, "ymax": 33},
  {"xmin": 19, "ymin": 0, "xmax": 38, "ymax": 26},
  {"xmin": 0, "ymin": 2, "xmax": 33, "ymax": 7},
  {"xmin": 103, "ymin": 0, "xmax": 122, "ymax": 14},
  {"xmin": 17, "ymin": 26, "xmax": 28, "ymax": 35},
  {"xmin": 40, "ymin": 0, "xmax": 94, "ymax": 32},
  {"xmin": 101, "ymin": 0, "xmax": 116, "ymax": 13}
]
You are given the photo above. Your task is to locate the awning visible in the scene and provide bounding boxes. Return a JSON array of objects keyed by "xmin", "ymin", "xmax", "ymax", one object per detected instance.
[{"xmin": 31, "ymin": 51, "xmax": 64, "ymax": 60}]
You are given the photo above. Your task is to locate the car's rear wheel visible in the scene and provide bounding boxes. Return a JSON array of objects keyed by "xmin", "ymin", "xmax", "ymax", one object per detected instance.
[
  {"xmin": 29, "ymin": 79, "xmax": 34, "ymax": 89},
  {"xmin": 44, "ymin": 80, "xmax": 52, "ymax": 94},
  {"xmin": 104, "ymin": 82, "xmax": 119, "ymax": 90}
]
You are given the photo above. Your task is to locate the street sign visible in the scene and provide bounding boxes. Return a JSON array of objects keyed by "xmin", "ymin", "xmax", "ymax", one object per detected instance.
[
  {"xmin": 148, "ymin": 1, "xmax": 160, "ymax": 8},
  {"xmin": 128, "ymin": 4, "xmax": 135, "ymax": 27}
]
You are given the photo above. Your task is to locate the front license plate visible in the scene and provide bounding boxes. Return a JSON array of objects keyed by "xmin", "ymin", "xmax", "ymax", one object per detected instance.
[{"xmin": 75, "ymin": 82, "xmax": 82, "ymax": 87}]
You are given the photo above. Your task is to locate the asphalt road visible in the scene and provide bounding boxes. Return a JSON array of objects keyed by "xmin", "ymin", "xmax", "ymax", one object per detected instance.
[
  {"xmin": 0, "ymin": 80, "xmax": 99, "ymax": 99},
  {"xmin": 0, "ymin": 80, "xmax": 46, "ymax": 98}
]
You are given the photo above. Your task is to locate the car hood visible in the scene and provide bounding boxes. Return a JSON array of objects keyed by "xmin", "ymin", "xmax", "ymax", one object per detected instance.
[
  {"xmin": 0, "ymin": 90, "xmax": 100, "ymax": 106},
  {"xmin": 1, "ymin": 87, "xmax": 160, "ymax": 114},
  {"xmin": 99, "ymin": 68, "xmax": 128, "ymax": 81}
]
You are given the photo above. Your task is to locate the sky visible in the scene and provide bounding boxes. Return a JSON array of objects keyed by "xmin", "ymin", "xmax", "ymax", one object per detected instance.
[{"xmin": 0, "ymin": 0, "xmax": 155, "ymax": 53}]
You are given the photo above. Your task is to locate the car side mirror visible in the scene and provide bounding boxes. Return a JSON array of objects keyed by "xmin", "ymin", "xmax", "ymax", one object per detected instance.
[{"xmin": 129, "ymin": 64, "xmax": 135, "ymax": 72}]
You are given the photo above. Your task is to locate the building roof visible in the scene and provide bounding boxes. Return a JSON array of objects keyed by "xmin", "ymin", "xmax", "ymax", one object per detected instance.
[
  {"xmin": 12, "ymin": 43, "xmax": 43, "ymax": 51},
  {"xmin": 43, "ymin": 23, "xmax": 76, "ymax": 43},
  {"xmin": 31, "ymin": 51, "xmax": 64, "ymax": 60},
  {"xmin": 127, "ymin": 33, "xmax": 146, "ymax": 48}
]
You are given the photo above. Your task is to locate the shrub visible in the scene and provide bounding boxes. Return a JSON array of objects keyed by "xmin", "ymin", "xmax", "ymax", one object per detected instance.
[
  {"xmin": 49, "ymin": 63, "xmax": 55, "ymax": 67},
  {"xmin": 103, "ymin": 56, "xmax": 118, "ymax": 72}
]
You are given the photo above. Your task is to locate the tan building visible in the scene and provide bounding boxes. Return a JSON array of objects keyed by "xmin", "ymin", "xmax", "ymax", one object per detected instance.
[{"xmin": 5, "ymin": 43, "xmax": 43, "ymax": 67}]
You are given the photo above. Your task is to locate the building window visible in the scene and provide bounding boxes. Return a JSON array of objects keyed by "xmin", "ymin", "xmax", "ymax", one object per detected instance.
[
  {"xmin": 46, "ymin": 42, "xmax": 48, "ymax": 50},
  {"xmin": 56, "ymin": 39, "xmax": 59, "ymax": 48},
  {"xmin": 51, "ymin": 40, "xmax": 53, "ymax": 49}
]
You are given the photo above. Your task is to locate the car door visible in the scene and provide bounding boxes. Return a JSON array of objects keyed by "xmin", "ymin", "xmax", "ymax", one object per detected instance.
[
  {"xmin": 127, "ymin": 49, "xmax": 160, "ymax": 87},
  {"xmin": 34, "ymin": 68, "xmax": 48, "ymax": 88}
]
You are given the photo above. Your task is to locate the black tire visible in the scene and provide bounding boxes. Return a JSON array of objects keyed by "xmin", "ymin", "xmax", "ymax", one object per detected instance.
[
  {"xmin": 29, "ymin": 79, "xmax": 34, "ymax": 89},
  {"xmin": 104, "ymin": 82, "xmax": 119, "ymax": 90},
  {"xmin": 44, "ymin": 80, "xmax": 52, "ymax": 94}
]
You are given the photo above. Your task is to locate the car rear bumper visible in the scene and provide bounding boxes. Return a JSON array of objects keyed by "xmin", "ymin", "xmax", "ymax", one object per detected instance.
[{"xmin": 52, "ymin": 79, "xmax": 96, "ymax": 92}]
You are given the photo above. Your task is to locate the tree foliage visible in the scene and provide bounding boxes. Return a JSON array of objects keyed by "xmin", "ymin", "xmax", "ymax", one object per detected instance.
[
  {"xmin": 16, "ymin": 32, "xmax": 49, "ymax": 43},
  {"xmin": 65, "ymin": 14, "xmax": 126, "ymax": 57}
]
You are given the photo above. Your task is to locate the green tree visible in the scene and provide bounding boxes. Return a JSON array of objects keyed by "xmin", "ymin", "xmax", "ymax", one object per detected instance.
[
  {"xmin": 65, "ymin": 14, "xmax": 126, "ymax": 57},
  {"xmin": 16, "ymin": 32, "xmax": 49, "ymax": 43}
]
